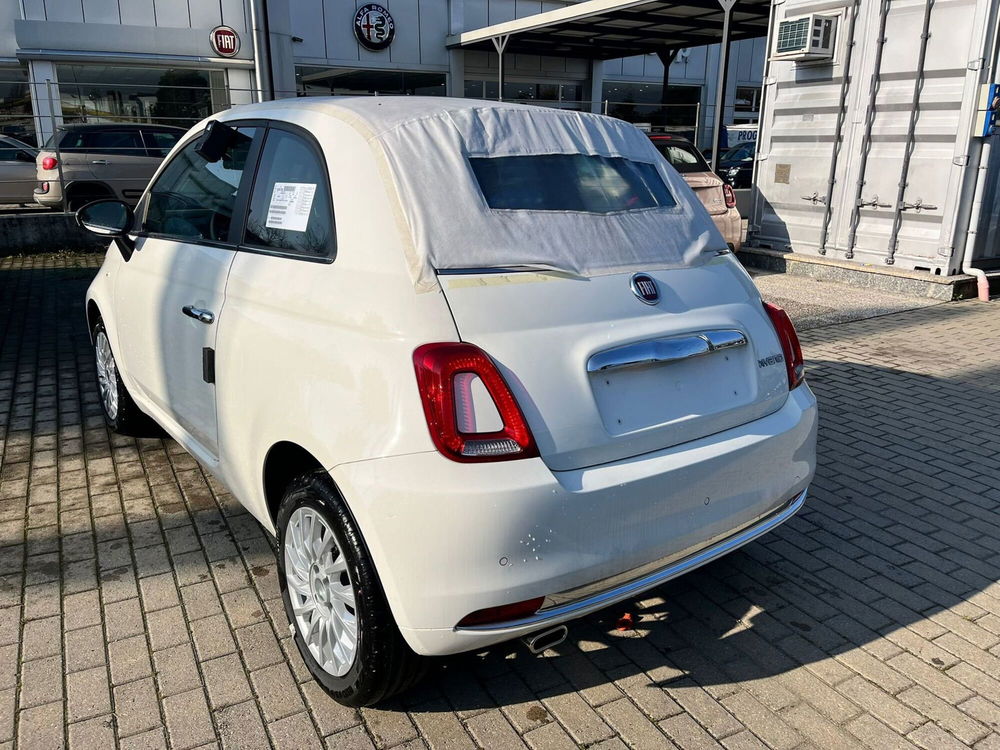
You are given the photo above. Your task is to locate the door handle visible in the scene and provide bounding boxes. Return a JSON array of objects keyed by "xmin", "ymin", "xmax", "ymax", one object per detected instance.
[
  {"xmin": 182, "ymin": 305, "xmax": 215, "ymax": 324},
  {"xmin": 91, "ymin": 159, "xmax": 111, "ymax": 165}
]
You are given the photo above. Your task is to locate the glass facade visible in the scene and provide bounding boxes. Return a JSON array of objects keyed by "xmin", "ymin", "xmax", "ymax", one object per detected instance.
[
  {"xmin": 602, "ymin": 82, "xmax": 701, "ymax": 134},
  {"xmin": 55, "ymin": 65, "xmax": 230, "ymax": 130},
  {"xmin": 296, "ymin": 67, "xmax": 446, "ymax": 97},
  {"xmin": 0, "ymin": 66, "xmax": 36, "ymax": 145},
  {"xmin": 464, "ymin": 80, "xmax": 584, "ymax": 107}
]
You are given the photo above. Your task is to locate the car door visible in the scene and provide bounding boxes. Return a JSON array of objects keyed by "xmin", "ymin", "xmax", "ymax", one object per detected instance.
[
  {"xmin": 0, "ymin": 137, "xmax": 37, "ymax": 203},
  {"xmin": 85, "ymin": 129, "xmax": 156, "ymax": 202},
  {"xmin": 113, "ymin": 123, "xmax": 261, "ymax": 462}
]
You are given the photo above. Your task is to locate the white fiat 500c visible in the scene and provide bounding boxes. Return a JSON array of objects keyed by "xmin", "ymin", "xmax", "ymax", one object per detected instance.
[{"xmin": 77, "ymin": 97, "xmax": 817, "ymax": 706}]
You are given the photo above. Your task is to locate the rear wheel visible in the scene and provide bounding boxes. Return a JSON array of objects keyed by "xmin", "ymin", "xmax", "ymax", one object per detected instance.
[
  {"xmin": 277, "ymin": 471, "xmax": 426, "ymax": 706},
  {"xmin": 92, "ymin": 320, "xmax": 160, "ymax": 436},
  {"xmin": 68, "ymin": 186, "xmax": 112, "ymax": 212}
]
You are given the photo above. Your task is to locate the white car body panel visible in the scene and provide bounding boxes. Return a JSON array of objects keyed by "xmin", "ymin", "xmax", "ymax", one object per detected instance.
[{"xmin": 85, "ymin": 98, "xmax": 817, "ymax": 658}]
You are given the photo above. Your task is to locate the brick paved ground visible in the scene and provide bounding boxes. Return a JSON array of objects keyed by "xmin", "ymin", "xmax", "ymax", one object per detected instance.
[{"xmin": 2, "ymin": 252, "xmax": 1000, "ymax": 750}]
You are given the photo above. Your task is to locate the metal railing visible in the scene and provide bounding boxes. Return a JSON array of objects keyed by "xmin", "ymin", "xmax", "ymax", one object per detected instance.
[{"xmin": 1, "ymin": 77, "xmax": 713, "ymax": 214}]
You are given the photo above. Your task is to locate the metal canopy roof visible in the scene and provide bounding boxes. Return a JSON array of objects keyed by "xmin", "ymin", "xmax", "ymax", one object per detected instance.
[{"xmin": 446, "ymin": 0, "xmax": 771, "ymax": 60}]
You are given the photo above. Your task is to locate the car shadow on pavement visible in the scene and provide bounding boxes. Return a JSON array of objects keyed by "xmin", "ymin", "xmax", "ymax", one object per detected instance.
[{"xmin": 399, "ymin": 350, "xmax": 1000, "ymax": 717}]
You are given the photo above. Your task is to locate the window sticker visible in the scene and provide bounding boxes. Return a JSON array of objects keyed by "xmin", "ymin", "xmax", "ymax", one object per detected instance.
[{"xmin": 265, "ymin": 182, "xmax": 317, "ymax": 232}]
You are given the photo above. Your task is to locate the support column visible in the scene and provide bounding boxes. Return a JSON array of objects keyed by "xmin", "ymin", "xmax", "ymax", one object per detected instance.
[
  {"xmin": 710, "ymin": 0, "xmax": 736, "ymax": 171},
  {"xmin": 447, "ymin": 0, "xmax": 465, "ymax": 97},
  {"xmin": 492, "ymin": 35, "xmax": 510, "ymax": 101},
  {"xmin": 27, "ymin": 60, "xmax": 62, "ymax": 146},
  {"xmin": 588, "ymin": 59, "xmax": 604, "ymax": 114}
]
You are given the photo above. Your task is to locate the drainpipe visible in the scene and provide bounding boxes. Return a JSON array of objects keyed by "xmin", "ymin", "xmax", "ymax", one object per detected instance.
[
  {"xmin": 961, "ymin": 151, "xmax": 993, "ymax": 301},
  {"xmin": 249, "ymin": 0, "xmax": 272, "ymax": 101},
  {"xmin": 956, "ymin": 0, "xmax": 1000, "ymax": 301}
]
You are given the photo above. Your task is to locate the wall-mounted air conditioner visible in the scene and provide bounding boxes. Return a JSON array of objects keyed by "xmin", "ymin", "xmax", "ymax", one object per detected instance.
[{"xmin": 772, "ymin": 14, "xmax": 837, "ymax": 62}]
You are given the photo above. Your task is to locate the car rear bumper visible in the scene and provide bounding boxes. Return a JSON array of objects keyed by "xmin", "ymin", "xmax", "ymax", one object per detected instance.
[
  {"xmin": 331, "ymin": 384, "xmax": 817, "ymax": 656},
  {"xmin": 712, "ymin": 207, "xmax": 742, "ymax": 252}
]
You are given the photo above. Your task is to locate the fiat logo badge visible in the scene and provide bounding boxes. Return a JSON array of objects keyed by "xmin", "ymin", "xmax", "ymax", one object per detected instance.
[{"xmin": 630, "ymin": 273, "xmax": 659, "ymax": 305}]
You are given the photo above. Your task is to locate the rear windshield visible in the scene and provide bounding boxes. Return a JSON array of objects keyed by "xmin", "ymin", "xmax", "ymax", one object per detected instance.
[
  {"xmin": 469, "ymin": 154, "xmax": 676, "ymax": 214},
  {"xmin": 651, "ymin": 141, "xmax": 711, "ymax": 174}
]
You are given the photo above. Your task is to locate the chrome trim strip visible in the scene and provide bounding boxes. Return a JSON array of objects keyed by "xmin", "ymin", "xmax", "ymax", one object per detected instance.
[
  {"xmin": 456, "ymin": 489, "xmax": 806, "ymax": 633},
  {"xmin": 586, "ymin": 329, "xmax": 747, "ymax": 373}
]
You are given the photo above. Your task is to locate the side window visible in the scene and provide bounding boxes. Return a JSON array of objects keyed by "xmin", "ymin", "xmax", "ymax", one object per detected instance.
[
  {"xmin": 243, "ymin": 129, "xmax": 335, "ymax": 260},
  {"xmin": 145, "ymin": 126, "xmax": 258, "ymax": 242},
  {"xmin": 57, "ymin": 131, "xmax": 86, "ymax": 152},
  {"xmin": 0, "ymin": 142, "xmax": 17, "ymax": 161},
  {"xmin": 83, "ymin": 130, "xmax": 145, "ymax": 157},
  {"xmin": 143, "ymin": 130, "xmax": 182, "ymax": 158}
]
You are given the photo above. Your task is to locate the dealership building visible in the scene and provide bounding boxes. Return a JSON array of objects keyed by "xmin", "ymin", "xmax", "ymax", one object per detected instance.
[{"xmin": 0, "ymin": 0, "xmax": 765, "ymax": 149}]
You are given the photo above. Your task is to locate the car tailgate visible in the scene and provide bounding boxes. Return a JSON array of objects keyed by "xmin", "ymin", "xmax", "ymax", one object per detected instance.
[{"xmin": 437, "ymin": 256, "xmax": 790, "ymax": 471}]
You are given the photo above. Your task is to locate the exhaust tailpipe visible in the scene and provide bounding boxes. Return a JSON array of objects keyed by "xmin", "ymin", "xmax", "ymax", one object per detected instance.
[{"xmin": 522, "ymin": 625, "xmax": 568, "ymax": 655}]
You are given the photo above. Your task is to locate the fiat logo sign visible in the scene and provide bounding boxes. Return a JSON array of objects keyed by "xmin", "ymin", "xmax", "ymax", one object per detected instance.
[
  {"xmin": 630, "ymin": 273, "xmax": 660, "ymax": 305},
  {"xmin": 210, "ymin": 26, "xmax": 240, "ymax": 57},
  {"xmin": 354, "ymin": 4, "xmax": 395, "ymax": 51}
]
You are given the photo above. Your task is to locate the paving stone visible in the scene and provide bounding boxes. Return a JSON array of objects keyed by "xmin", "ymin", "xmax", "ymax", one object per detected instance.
[
  {"xmin": 325, "ymin": 725, "xmax": 376, "ymax": 750},
  {"xmin": 19, "ymin": 654, "xmax": 63, "ymax": 708},
  {"xmin": 17, "ymin": 701, "xmax": 64, "ymax": 750},
  {"xmin": 113, "ymin": 677, "xmax": 162, "ymax": 738},
  {"xmin": 268, "ymin": 712, "xmax": 324, "ymax": 750},
  {"xmin": 109, "ymin": 635, "xmax": 153, "ymax": 685},
  {"xmin": 153, "ymin": 642, "xmax": 201, "ymax": 698},
  {"xmin": 191, "ymin": 614, "xmax": 238, "ymax": 662},
  {"xmin": 463, "ymin": 710, "xmax": 527, "ymax": 750},
  {"xmin": 249, "ymin": 662, "xmax": 304, "ymax": 722},
  {"xmin": 202, "ymin": 654, "xmax": 253, "ymax": 710},
  {"xmin": 163, "ymin": 688, "xmax": 216, "ymax": 750},
  {"xmin": 214, "ymin": 700, "xmax": 270, "ymax": 750},
  {"xmin": 67, "ymin": 715, "xmax": 116, "ymax": 750},
  {"xmin": 66, "ymin": 665, "xmax": 112, "ymax": 722}
]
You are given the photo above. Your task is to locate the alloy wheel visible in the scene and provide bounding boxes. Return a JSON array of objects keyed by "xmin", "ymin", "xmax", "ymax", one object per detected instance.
[
  {"xmin": 95, "ymin": 331, "xmax": 119, "ymax": 420},
  {"xmin": 284, "ymin": 506, "xmax": 359, "ymax": 676}
]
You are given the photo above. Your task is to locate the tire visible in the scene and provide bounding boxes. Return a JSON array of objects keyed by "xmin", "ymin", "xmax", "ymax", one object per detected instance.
[
  {"xmin": 92, "ymin": 320, "xmax": 161, "ymax": 437},
  {"xmin": 277, "ymin": 470, "xmax": 426, "ymax": 706}
]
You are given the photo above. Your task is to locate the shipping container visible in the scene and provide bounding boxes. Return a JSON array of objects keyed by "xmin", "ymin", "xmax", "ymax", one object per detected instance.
[{"xmin": 749, "ymin": 0, "xmax": 1000, "ymax": 277}]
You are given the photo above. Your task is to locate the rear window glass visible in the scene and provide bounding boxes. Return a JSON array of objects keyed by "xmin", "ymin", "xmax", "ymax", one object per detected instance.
[
  {"xmin": 652, "ymin": 142, "xmax": 711, "ymax": 174},
  {"xmin": 469, "ymin": 154, "xmax": 676, "ymax": 214}
]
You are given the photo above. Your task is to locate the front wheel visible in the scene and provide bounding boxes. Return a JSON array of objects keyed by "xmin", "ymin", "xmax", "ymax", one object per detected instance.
[
  {"xmin": 277, "ymin": 471, "xmax": 426, "ymax": 706},
  {"xmin": 92, "ymin": 321, "xmax": 160, "ymax": 436}
]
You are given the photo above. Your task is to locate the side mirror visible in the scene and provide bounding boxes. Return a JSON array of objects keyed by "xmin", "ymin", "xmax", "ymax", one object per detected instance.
[{"xmin": 76, "ymin": 199, "xmax": 136, "ymax": 260}]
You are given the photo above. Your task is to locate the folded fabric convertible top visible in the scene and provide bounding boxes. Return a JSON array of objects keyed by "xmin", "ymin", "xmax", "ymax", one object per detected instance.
[{"xmin": 326, "ymin": 98, "xmax": 726, "ymax": 291}]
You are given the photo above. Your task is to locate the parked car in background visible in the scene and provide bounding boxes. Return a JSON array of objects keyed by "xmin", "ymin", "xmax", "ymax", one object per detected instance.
[
  {"xmin": 77, "ymin": 98, "xmax": 816, "ymax": 706},
  {"xmin": 718, "ymin": 140, "xmax": 757, "ymax": 189},
  {"xmin": 0, "ymin": 135, "xmax": 39, "ymax": 205},
  {"xmin": 34, "ymin": 123, "xmax": 185, "ymax": 211},
  {"xmin": 649, "ymin": 134, "xmax": 742, "ymax": 251}
]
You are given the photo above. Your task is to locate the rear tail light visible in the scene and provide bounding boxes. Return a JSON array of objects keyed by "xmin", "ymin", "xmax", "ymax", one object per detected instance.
[
  {"xmin": 36, "ymin": 182, "xmax": 49, "ymax": 194},
  {"xmin": 763, "ymin": 302, "xmax": 804, "ymax": 389},
  {"xmin": 457, "ymin": 597, "xmax": 544, "ymax": 627},
  {"xmin": 723, "ymin": 183, "xmax": 737, "ymax": 209},
  {"xmin": 41, "ymin": 156, "xmax": 58, "ymax": 171},
  {"xmin": 413, "ymin": 342, "xmax": 538, "ymax": 462}
]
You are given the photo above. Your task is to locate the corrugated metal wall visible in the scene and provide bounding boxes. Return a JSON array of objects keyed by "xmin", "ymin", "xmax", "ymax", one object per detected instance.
[{"xmin": 752, "ymin": 0, "xmax": 999, "ymax": 273}]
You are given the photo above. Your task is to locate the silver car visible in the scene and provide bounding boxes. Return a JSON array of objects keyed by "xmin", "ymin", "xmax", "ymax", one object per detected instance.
[{"xmin": 0, "ymin": 136, "xmax": 39, "ymax": 205}]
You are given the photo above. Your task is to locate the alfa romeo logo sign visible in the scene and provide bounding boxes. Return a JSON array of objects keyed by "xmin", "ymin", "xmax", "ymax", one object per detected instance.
[
  {"xmin": 354, "ymin": 4, "xmax": 395, "ymax": 51},
  {"xmin": 210, "ymin": 25, "xmax": 240, "ymax": 57}
]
